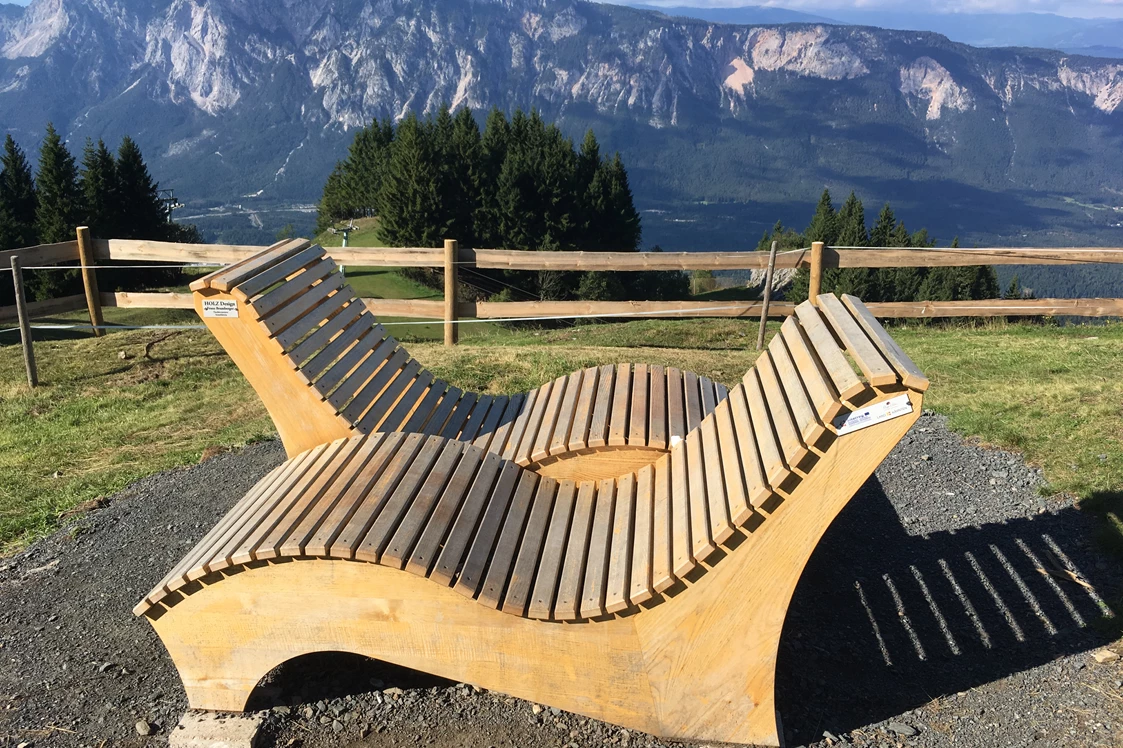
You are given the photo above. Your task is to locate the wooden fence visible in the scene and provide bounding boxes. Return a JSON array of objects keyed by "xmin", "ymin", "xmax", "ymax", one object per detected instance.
[{"xmin": 4, "ymin": 231, "xmax": 1123, "ymax": 337}]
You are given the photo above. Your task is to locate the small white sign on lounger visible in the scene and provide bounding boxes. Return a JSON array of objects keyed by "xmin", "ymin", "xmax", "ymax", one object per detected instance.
[
  {"xmin": 832, "ymin": 394, "xmax": 913, "ymax": 436},
  {"xmin": 202, "ymin": 299, "xmax": 239, "ymax": 318}
]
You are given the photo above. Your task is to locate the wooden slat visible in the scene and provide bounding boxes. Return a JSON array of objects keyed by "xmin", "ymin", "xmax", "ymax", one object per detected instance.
[
  {"xmin": 452, "ymin": 462, "xmax": 522, "ymax": 597},
  {"xmin": 334, "ymin": 347, "xmax": 408, "ymax": 416},
  {"xmin": 430, "ymin": 453, "xmax": 510, "ymax": 586},
  {"xmin": 500, "ymin": 388, "xmax": 539, "ymax": 460},
  {"xmin": 548, "ymin": 370, "xmax": 584, "ymax": 457},
  {"xmin": 250, "ymin": 258, "xmax": 335, "ymax": 320},
  {"xmin": 305, "ymin": 434, "xmax": 401, "ymax": 557},
  {"xmin": 502, "ymin": 477, "xmax": 559, "ymax": 616},
  {"xmin": 285, "ymin": 302, "xmax": 366, "ymax": 365},
  {"xmin": 667, "ymin": 367, "xmax": 686, "ymax": 446},
  {"xmin": 402, "ymin": 382, "xmax": 450, "ymax": 434},
  {"xmin": 651, "ymin": 456, "xmax": 674, "ymax": 593},
  {"xmin": 202, "ymin": 239, "xmax": 310, "ymax": 292},
  {"xmin": 231, "ymin": 245, "xmax": 325, "ymax": 301},
  {"xmin": 605, "ymin": 473, "xmax": 636, "ymax": 614},
  {"xmin": 469, "ymin": 395, "xmax": 510, "ymax": 451},
  {"xmin": 298, "ymin": 316, "xmax": 379, "ymax": 382},
  {"xmin": 768, "ymin": 332, "xmax": 828, "ymax": 448},
  {"xmin": 527, "ymin": 479, "xmax": 577, "ymax": 620},
  {"xmin": 608, "ymin": 364, "xmax": 633, "ymax": 448},
  {"xmin": 743, "ymin": 369, "xmax": 789, "ymax": 488},
  {"xmin": 0, "ymin": 294, "xmax": 86, "ymax": 325},
  {"xmin": 456, "ymin": 395, "xmax": 495, "ymax": 444},
  {"xmin": 794, "ymin": 302, "xmax": 866, "ymax": 402},
  {"xmin": 685, "ymin": 430, "xmax": 716, "ymax": 561},
  {"xmin": 275, "ymin": 286, "xmax": 354, "ymax": 351},
  {"xmin": 586, "ymin": 364, "xmax": 616, "ymax": 449},
  {"xmin": 379, "ymin": 370, "xmax": 436, "ymax": 432},
  {"xmin": 260, "ymin": 274, "xmax": 345, "ymax": 337},
  {"xmin": 514, "ymin": 380, "xmax": 553, "ymax": 464},
  {"xmin": 554, "ymin": 480, "xmax": 597, "ymax": 621},
  {"xmin": 101, "ymin": 291, "xmax": 193, "ymax": 310},
  {"xmin": 629, "ymin": 464, "xmax": 656, "ymax": 606},
  {"xmin": 684, "ymin": 370, "xmax": 702, "ymax": 432},
  {"xmin": 405, "ymin": 446, "xmax": 491, "ymax": 577},
  {"xmin": 478, "ymin": 393, "xmax": 524, "ymax": 453},
  {"xmin": 714, "ymin": 398, "xmax": 752, "ymax": 525},
  {"xmin": 728, "ymin": 384, "xmax": 771, "ymax": 505},
  {"xmin": 531, "ymin": 376, "xmax": 569, "ymax": 462},
  {"xmin": 670, "ymin": 445, "xmax": 693, "ymax": 577},
  {"xmin": 374, "ymin": 440, "xmax": 464, "ymax": 568},
  {"xmin": 421, "ymin": 387, "xmax": 463, "ymax": 437},
  {"xmin": 699, "ymin": 376, "xmax": 717, "ymax": 418},
  {"xmin": 439, "ymin": 392, "xmax": 478, "ymax": 440},
  {"xmin": 328, "ymin": 433, "xmax": 426, "ymax": 559},
  {"xmin": 565, "ymin": 367, "xmax": 599, "ymax": 452},
  {"xmin": 842, "ymin": 294, "xmax": 930, "ymax": 391},
  {"xmin": 755, "ymin": 350, "xmax": 809, "ymax": 468},
  {"xmin": 354, "ymin": 435, "xmax": 447, "ymax": 563},
  {"xmin": 648, "ymin": 365, "xmax": 667, "ymax": 450},
  {"xmin": 476, "ymin": 471, "xmax": 540, "ymax": 607},
  {"xmin": 628, "ymin": 364, "xmax": 649, "ymax": 446},
  {"xmin": 780, "ymin": 316, "xmax": 845, "ymax": 424},
  {"xmin": 312, "ymin": 332, "xmax": 391, "ymax": 399},
  {"xmin": 700, "ymin": 414, "xmax": 734, "ymax": 546},
  {"xmin": 817, "ymin": 294, "xmax": 897, "ymax": 387},
  {"xmin": 580, "ymin": 479, "xmax": 617, "ymax": 619},
  {"xmin": 0, "ymin": 240, "xmax": 79, "ymax": 268}
]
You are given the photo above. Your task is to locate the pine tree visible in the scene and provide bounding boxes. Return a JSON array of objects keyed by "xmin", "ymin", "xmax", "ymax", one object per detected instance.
[
  {"xmin": 447, "ymin": 107, "xmax": 482, "ymax": 245},
  {"xmin": 115, "ymin": 136, "xmax": 167, "ymax": 240},
  {"xmin": 1004, "ymin": 274, "xmax": 1022, "ymax": 299},
  {"xmin": 474, "ymin": 107, "xmax": 511, "ymax": 247},
  {"xmin": 831, "ymin": 192, "xmax": 877, "ymax": 298},
  {"xmin": 869, "ymin": 203, "xmax": 895, "ymax": 248},
  {"xmin": 0, "ymin": 135, "xmax": 38, "ymax": 251},
  {"xmin": 80, "ymin": 138, "xmax": 119, "ymax": 239},
  {"xmin": 805, "ymin": 189, "xmax": 839, "ymax": 245},
  {"xmin": 376, "ymin": 113, "xmax": 442, "ymax": 247},
  {"xmin": 35, "ymin": 123, "xmax": 83, "ymax": 243},
  {"xmin": 316, "ymin": 162, "xmax": 349, "ymax": 234}
]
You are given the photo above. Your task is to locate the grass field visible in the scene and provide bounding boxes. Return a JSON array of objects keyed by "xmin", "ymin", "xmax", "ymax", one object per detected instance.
[{"xmin": 1, "ymin": 315, "xmax": 1121, "ymax": 558}]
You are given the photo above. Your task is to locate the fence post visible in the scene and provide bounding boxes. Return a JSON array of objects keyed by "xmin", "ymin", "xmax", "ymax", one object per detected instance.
[
  {"xmin": 756, "ymin": 240, "xmax": 778, "ymax": 350},
  {"xmin": 808, "ymin": 241, "xmax": 824, "ymax": 305},
  {"xmin": 444, "ymin": 239, "xmax": 458, "ymax": 347},
  {"xmin": 75, "ymin": 226, "xmax": 104, "ymax": 337},
  {"xmin": 10, "ymin": 256, "xmax": 38, "ymax": 388}
]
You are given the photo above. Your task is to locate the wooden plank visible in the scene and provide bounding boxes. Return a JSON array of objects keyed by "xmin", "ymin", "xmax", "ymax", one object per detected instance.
[
  {"xmin": 670, "ymin": 445, "xmax": 693, "ymax": 577},
  {"xmin": 743, "ymin": 369, "xmax": 789, "ymax": 488},
  {"xmin": 361, "ymin": 298, "xmax": 447, "ymax": 318},
  {"xmin": 285, "ymin": 302, "xmax": 367, "ymax": 365},
  {"xmin": 469, "ymin": 395, "xmax": 509, "ymax": 451},
  {"xmin": 275, "ymin": 288, "xmax": 354, "ymax": 350},
  {"xmin": 231, "ymin": 245, "xmax": 325, "ymax": 301},
  {"xmin": 206, "ymin": 239, "xmax": 311, "ymax": 293},
  {"xmin": 629, "ymin": 464, "xmax": 656, "ymax": 606},
  {"xmin": 430, "ymin": 453, "xmax": 511, "ymax": 586},
  {"xmin": 477, "ymin": 471, "xmax": 540, "ymax": 607},
  {"xmin": 841, "ymin": 294, "xmax": 930, "ymax": 391},
  {"xmin": 794, "ymin": 302, "xmax": 867, "ymax": 402},
  {"xmin": 471, "ymin": 299, "xmax": 798, "ymax": 320},
  {"xmin": 628, "ymin": 363, "xmax": 649, "ymax": 446},
  {"xmin": 554, "ymin": 480, "xmax": 597, "ymax": 621},
  {"xmin": 305, "ymin": 434, "xmax": 402, "ymax": 557},
  {"xmin": 502, "ymin": 477, "xmax": 559, "ymax": 616},
  {"xmin": 298, "ymin": 316, "xmax": 378, "ymax": 382},
  {"xmin": 421, "ymin": 387, "xmax": 463, "ymax": 437},
  {"xmin": 100, "ymin": 291, "xmax": 194, "ymax": 310},
  {"xmin": 514, "ymin": 380, "xmax": 554, "ymax": 464},
  {"xmin": 608, "ymin": 364, "xmax": 633, "ymax": 448},
  {"xmin": 405, "ymin": 445, "xmax": 491, "ymax": 577},
  {"xmin": 768, "ymin": 332, "xmax": 827, "ymax": 448},
  {"xmin": 586, "ymin": 364, "xmax": 616, "ymax": 449},
  {"xmin": 605, "ymin": 473, "xmax": 636, "ymax": 614},
  {"xmin": 527, "ymin": 479, "xmax": 577, "ymax": 620},
  {"xmin": 0, "ymin": 240, "xmax": 79, "ymax": 268},
  {"xmin": 382, "ymin": 440, "xmax": 466, "ymax": 568},
  {"xmin": 580, "ymin": 478, "xmax": 617, "ymax": 619},
  {"xmin": 402, "ymin": 382, "xmax": 450, "ymax": 434},
  {"xmin": 685, "ymin": 430, "xmax": 716, "ymax": 561},
  {"xmin": 816, "ymin": 294, "xmax": 897, "ymax": 387},
  {"xmin": 246, "ymin": 254, "xmax": 333, "ymax": 320},
  {"xmin": 684, "ymin": 370, "xmax": 703, "ymax": 432},
  {"xmin": 755, "ymin": 350, "xmax": 809, "ymax": 468},
  {"xmin": 713, "ymin": 399, "xmax": 752, "ymax": 526},
  {"xmin": 667, "ymin": 367, "xmax": 686, "ymax": 446},
  {"xmin": 479, "ymin": 393, "xmax": 524, "ymax": 453},
  {"xmin": 699, "ymin": 414, "xmax": 733, "ymax": 546},
  {"xmin": 260, "ymin": 273, "xmax": 345, "ymax": 336},
  {"xmin": 831, "ymin": 246, "xmax": 1123, "ymax": 268},
  {"xmin": 565, "ymin": 367, "xmax": 599, "ymax": 452},
  {"xmin": 728, "ymin": 384, "xmax": 771, "ymax": 506},
  {"xmin": 310, "ymin": 331, "xmax": 390, "ymax": 397},
  {"xmin": 456, "ymin": 395, "xmax": 494, "ymax": 444},
  {"xmin": 651, "ymin": 456, "xmax": 674, "ymax": 593},
  {"xmin": 452, "ymin": 462, "xmax": 522, "ymax": 598},
  {"xmin": 474, "ymin": 248, "xmax": 802, "ymax": 271},
  {"xmin": 379, "ymin": 370, "xmax": 436, "ymax": 432},
  {"xmin": 780, "ymin": 316, "xmax": 845, "ymax": 424},
  {"xmin": 354, "ymin": 435, "xmax": 447, "ymax": 563},
  {"xmin": 864, "ymin": 297, "xmax": 1123, "ymax": 318},
  {"xmin": 439, "ymin": 391, "xmax": 478, "ymax": 440},
  {"xmin": 648, "ymin": 364, "xmax": 667, "ymax": 450},
  {"xmin": 699, "ymin": 376, "xmax": 717, "ymax": 418},
  {"xmin": 331, "ymin": 346, "xmax": 407, "ymax": 415},
  {"xmin": 498, "ymin": 388, "xmax": 538, "ymax": 459},
  {"xmin": 0, "ymin": 294, "xmax": 86, "ymax": 325},
  {"xmin": 531, "ymin": 375, "xmax": 569, "ymax": 462},
  {"xmin": 548, "ymin": 370, "xmax": 584, "ymax": 457}
]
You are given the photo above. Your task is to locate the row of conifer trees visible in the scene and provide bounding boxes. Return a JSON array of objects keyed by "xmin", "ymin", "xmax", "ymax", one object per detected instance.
[
  {"xmin": 0, "ymin": 125, "xmax": 195, "ymax": 303},
  {"xmin": 318, "ymin": 106, "xmax": 688, "ymax": 302}
]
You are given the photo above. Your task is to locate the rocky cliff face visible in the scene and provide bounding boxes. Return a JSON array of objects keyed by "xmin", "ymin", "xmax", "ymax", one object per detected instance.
[{"xmin": 0, "ymin": 0, "xmax": 1120, "ymax": 247}]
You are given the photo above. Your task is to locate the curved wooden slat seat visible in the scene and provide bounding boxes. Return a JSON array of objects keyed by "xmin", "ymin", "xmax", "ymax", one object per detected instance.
[
  {"xmin": 188, "ymin": 241, "xmax": 727, "ymax": 476},
  {"xmin": 138, "ymin": 281, "xmax": 927, "ymax": 746}
]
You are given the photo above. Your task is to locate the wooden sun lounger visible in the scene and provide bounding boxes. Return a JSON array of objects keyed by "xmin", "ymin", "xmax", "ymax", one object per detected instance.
[
  {"xmin": 186, "ymin": 239, "xmax": 731, "ymax": 473},
  {"xmin": 139, "ymin": 242, "xmax": 928, "ymax": 747}
]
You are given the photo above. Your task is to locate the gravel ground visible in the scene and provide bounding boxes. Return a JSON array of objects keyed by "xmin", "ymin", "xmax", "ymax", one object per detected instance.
[{"xmin": 1, "ymin": 412, "xmax": 1120, "ymax": 748}]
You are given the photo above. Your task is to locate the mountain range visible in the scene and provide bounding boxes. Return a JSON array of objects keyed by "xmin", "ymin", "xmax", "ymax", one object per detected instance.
[{"xmin": 0, "ymin": 0, "xmax": 1121, "ymax": 293}]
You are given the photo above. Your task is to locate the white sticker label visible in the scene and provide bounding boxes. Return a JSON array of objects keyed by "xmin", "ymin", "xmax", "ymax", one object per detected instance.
[
  {"xmin": 202, "ymin": 299, "xmax": 239, "ymax": 319},
  {"xmin": 832, "ymin": 394, "xmax": 913, "ymax": 436}
]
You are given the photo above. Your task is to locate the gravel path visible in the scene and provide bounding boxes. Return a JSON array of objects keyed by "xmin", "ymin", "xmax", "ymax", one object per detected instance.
[{"xmin": 1, "ymin": 413, "xmax": 1120, "ymax": 748}]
